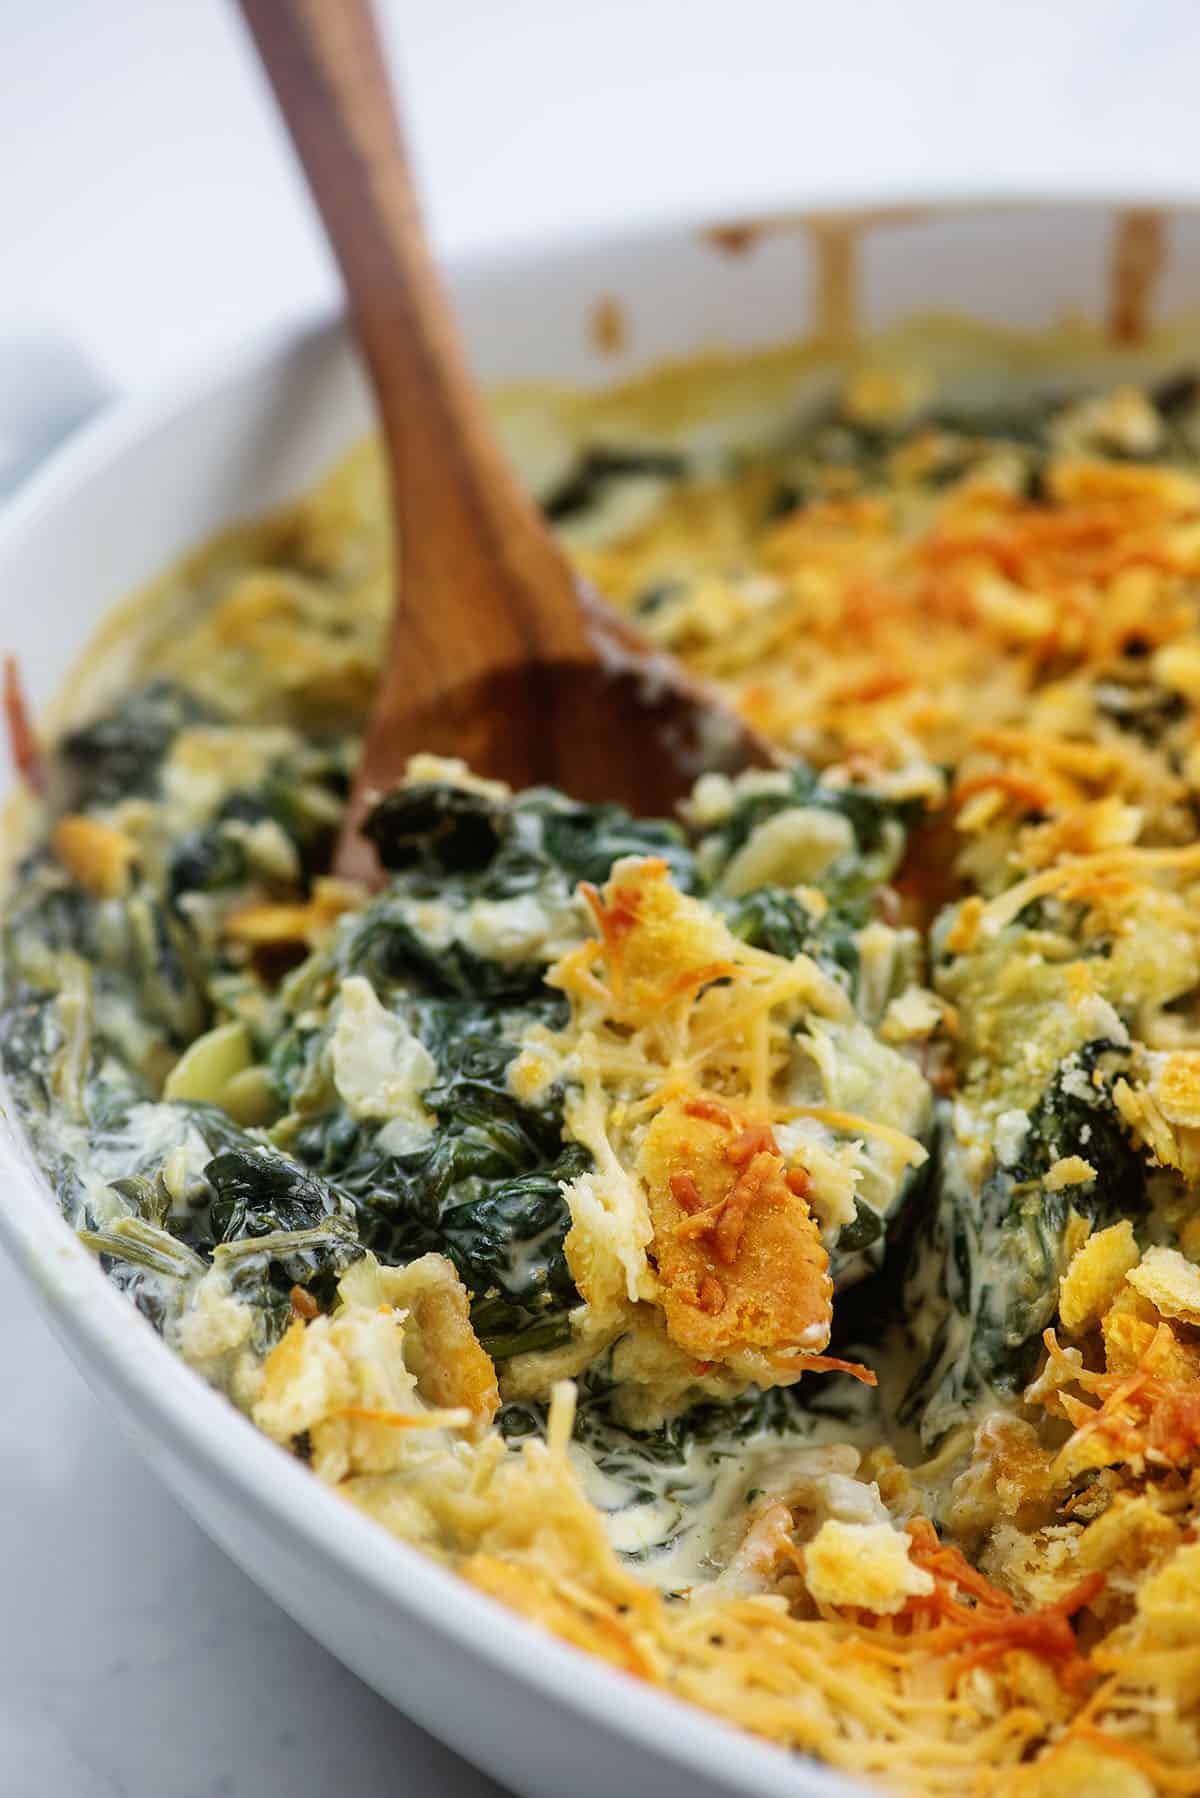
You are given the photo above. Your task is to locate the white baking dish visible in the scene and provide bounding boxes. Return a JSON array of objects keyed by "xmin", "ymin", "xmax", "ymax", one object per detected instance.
[{"xmin": 3, "ymin": 199, "xmax": 1200, "ymax": 1798}]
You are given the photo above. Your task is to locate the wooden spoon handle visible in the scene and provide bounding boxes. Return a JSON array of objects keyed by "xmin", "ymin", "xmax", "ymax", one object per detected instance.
[
  {"xmin": 239, "ymin": 0, "xmax": 779, "ymax": 882},
  {"xmin": 237, "ymin": 0, "xmax": 592, "ymax": 676}
]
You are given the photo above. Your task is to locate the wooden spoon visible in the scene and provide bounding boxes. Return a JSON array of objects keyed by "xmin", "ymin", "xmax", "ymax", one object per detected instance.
[{"xmin": 238, "ymin": 0, "xmax": 778, "ymax": 883}]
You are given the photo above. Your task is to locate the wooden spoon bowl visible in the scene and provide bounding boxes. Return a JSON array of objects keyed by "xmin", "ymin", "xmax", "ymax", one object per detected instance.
[{"xmin": 238, "ymin": 0, "xmax": 778, "ymax": 882}]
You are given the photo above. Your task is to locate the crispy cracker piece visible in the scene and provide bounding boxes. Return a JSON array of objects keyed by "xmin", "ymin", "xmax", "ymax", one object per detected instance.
[
  {"xmin": 52, "ymin": 813, "xmax": 137, "ymax": 898},
  {"xmin": 1101, "ymin": 1289, "xmax": 1200, "ymax": 1381},
  {"xmin": 1155, "ymin": 1050, "xmax": 1200, "ymax": 1128},
  {"xmin": 1059, "ymin": 1220, "xmax": 1140, "ymax": 1335},
  {"xmin": 1126, "ymin": 1245, "xmax": 1200, "ymax": 1328},
  {"xmin": 578, "ymin": 856, "xmax": 739, "ymax": 1019},
  {"xmin": 222, "ymin": 876, "xmax": 362, "ymax": 946},
  {"xmin": 805, "ymin": 1519, "xmax": 934, "ymax": 1615},
  {"xmin": 637, "ymin": 1097, "xmax": 831, "ymax": 1365},
  {"xmin": 382, "ymin": 1254, "xmax": 500, "ymax": 1440}
]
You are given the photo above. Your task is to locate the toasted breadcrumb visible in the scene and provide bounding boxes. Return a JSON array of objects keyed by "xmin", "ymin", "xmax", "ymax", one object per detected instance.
[
  {"xmin": 805, "ymin": 1519, "xmax": 934, "ymax": 1614},
  {"xmin": 1059, "ymin": 1221, "xmax": 1140, "ymax": 1334}
]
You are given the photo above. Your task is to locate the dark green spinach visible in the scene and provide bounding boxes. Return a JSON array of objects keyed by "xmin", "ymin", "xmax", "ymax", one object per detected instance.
[
  {"xmin": 899, "ymin": 1040, "xmax": 1147, "ymax": 1444},
  {"xmin": 59, "ymin": 680, "xmax": 214, "ymax": 810},
  {"xmin": 541, "ymin": 445, "xmax": 689, "ymax": 523}
]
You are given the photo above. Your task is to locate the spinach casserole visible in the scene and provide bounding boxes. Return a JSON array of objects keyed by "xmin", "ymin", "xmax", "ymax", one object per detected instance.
[{"xmin": 10, "ymin": 367, "xmax": 1200, "ymax": 1794}]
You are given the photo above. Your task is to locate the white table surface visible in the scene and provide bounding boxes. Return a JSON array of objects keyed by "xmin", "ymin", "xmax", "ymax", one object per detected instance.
[{"xmin": 4, "ymin": 2, "xmax": 1200, "ymax": 1793}]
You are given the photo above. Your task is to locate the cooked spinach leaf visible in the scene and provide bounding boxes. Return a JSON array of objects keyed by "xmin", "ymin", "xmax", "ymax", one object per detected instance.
[
  {"xmin": 702, "ymin": 764, "xmax": 921, "ymax": 902},
  {"xmin": 1092, "ymin": 677, "xmax": 1187, "ymax": 747},
  {"xmin": 337, "ymin": 896, "xmax": 548, "ymax": 1004},
  {"xmin": 363, "ymin": 781, "xmax": 507, "ymax": 874},
  {"xmin": 724, "ymin": 886, "xmax": 862, "ymax": 993},
  {"xmin": 281, "ymin": 990, "xmax": 583, "ymax": 1359},
  {"xmin": 169, "ymin": 740, "xmax": 351, "ymax": 901},
  {"xmin": 59, "ymin": 680, "xmax": 215, "ymax": 810},
  {"xmin": 205, "ymin": 1145, "xmax": 355, "ymax": 1241},
  {"xmin": 350, "ymin": 781, "xmax": 698, "ymax": 1002},
  {"xmin": 899, "ymin": 1040, "xmax": 1147, "ymax": 1444},
  {"xmin": 365, "ymin": 780, "xmax": 699, "ymax": 893},
  {"xmin": 500, "ymin": 1363, "xmax": 809, "ymax": 1459},
  {"xmin": 541, "ymin": 445, "xmax": 689, "ymax": 523}
]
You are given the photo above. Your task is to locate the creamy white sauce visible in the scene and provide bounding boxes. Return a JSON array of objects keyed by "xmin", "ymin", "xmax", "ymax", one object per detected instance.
[{"xmin": 572, "ymin": 1384, "xmax": 883, "ymax": 1592}]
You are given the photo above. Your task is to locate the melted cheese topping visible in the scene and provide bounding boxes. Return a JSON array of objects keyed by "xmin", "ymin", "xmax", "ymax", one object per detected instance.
[{"xmin": 514, "ymin": 855, "xmax": 923, "ymax": 1405}]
